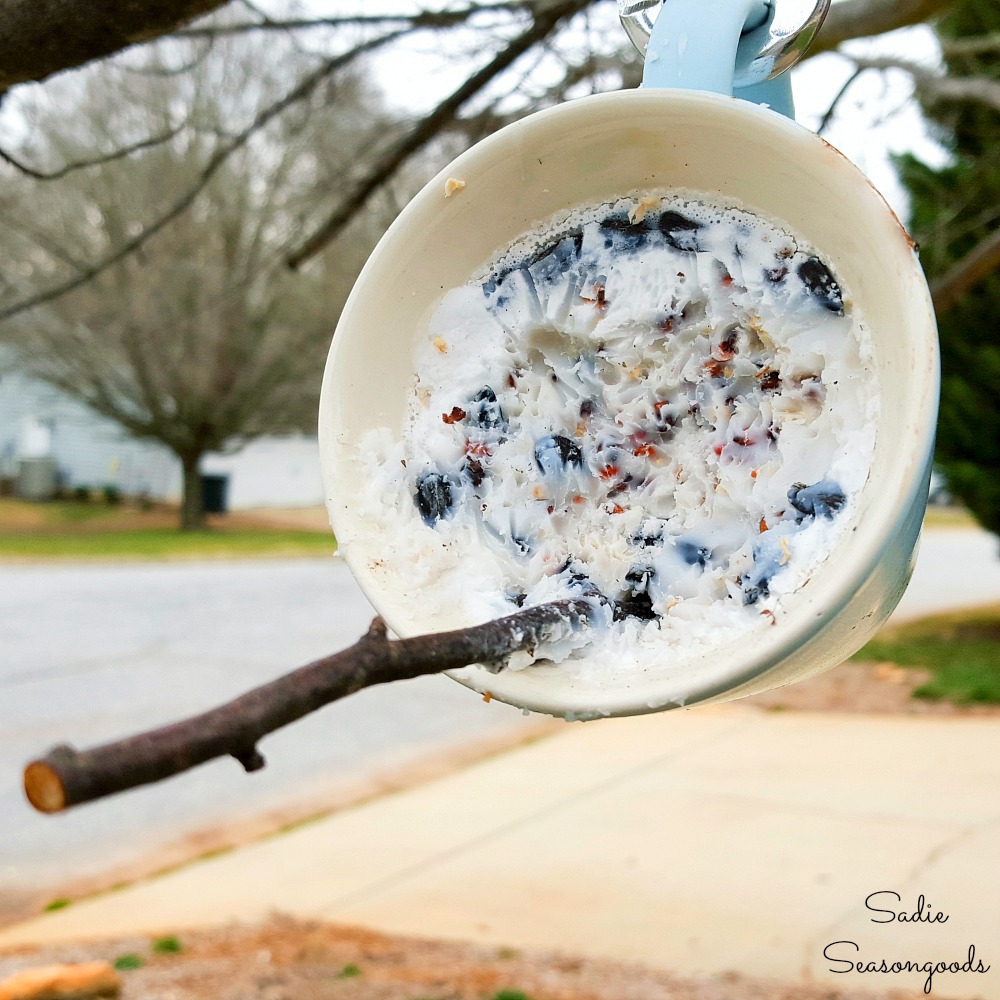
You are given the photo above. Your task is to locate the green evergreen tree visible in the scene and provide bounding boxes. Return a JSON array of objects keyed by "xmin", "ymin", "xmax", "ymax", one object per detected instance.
[{"xmin": 897, "ymin": 2, "xmax": 1000, "ymax": 536}]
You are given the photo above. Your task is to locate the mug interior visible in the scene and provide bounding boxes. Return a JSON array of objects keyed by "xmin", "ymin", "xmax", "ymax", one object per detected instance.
[{"xmin": 319, "ymin": 89, "xmax": 938, "ymax": 717}]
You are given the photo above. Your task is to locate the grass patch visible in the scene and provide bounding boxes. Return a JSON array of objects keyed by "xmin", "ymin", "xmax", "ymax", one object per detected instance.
[
  {"xmin": 923, "ymin": 505, "xmax": 977, "ymax": 529},
  {"xmin": 152, "ymin": 935, "xmax": 183, "ymax": 954},
  {"xmin": 113, "ymin": 954, "xmax": 145, "ymax": 971},
  {"xmin": 0, "ymin": 497, "xmax": 336, "ymax": 561},
  {"xmin": 0, "ymin": 528, "xmax": 336, "ymax": 561},
  {"xmin": 852, "ymin": 605, "xmax": 1000, "ymax": 704},
  {"xmin": 0, "ymin": 497, "xmax": 123, "ymax": 529}
]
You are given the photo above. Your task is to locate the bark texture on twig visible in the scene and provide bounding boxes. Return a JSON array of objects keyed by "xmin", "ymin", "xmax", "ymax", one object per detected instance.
[{"xmin": 23, "ymin": 600, "xmax": 593, "ymax": 815}]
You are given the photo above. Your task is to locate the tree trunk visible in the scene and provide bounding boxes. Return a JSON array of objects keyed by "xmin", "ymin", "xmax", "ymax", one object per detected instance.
[{"xmin": 179, "ymin": 452, "xmax": 205, "ymax": 531}]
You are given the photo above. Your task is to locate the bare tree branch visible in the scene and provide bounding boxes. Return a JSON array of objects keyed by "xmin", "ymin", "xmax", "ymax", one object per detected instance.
[
  {"xmin": 287, "ymin": 0, "xmax": 590, "ymax": 270},
  {"xmin": 846, "ymin": 55, "xmax": 1000, "ymax": 112},
  {"xmin": 940, "ymin": 31, "xmax": 1000, "ymax": 57},
  {"xmin": 0, "ymin": 123, "xmax": 183, "ymax": 181},
  {"xmin": 175, "ymin": 4, "xmax": 535, "ymax": 39},
  {"xmin": 810, "ymin": 0, "xmax": 956, "ymax": 56},
  {"xmin": 0, "ymin": 31, "xmax": 403, "ymax": 323},
  {"xmin": 912, "ymin": 72, "xmax": 1000, "ymax": 111},
  {"xmin": 0, "ymin": 0, "xmax": 231, "ymax": 94},
  {"xmin": 121, "ymin": 37, "xmax": 216, "ymax": 77},
  {"xmin": 24, "ymin": 600, "xmax": 594, "ymax": 814},
  {"xmin": 931, "ymin": 227, "xmax": 1000, "ymax": 316},
  {"xmin": 0, "ymin": 212, "xmax": 90, "ymax": 270},
  {"xmin": 817, "ymin": 66, "xmax": 865, "ymax": 134}
]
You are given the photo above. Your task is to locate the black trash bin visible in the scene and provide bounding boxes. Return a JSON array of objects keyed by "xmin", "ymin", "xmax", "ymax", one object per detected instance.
[{"xmin": 200, "ymin": 474, "xmax": 229, "ymax": 514}]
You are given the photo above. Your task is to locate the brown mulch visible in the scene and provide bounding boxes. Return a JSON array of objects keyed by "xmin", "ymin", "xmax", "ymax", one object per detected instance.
[
  {"xmin": 0, "ymin": 917, "xmax": 933, "ymax": 1000},
  {"xmin": 744, "ymin": 660, "xmax": 1000, "ymax": 716}
]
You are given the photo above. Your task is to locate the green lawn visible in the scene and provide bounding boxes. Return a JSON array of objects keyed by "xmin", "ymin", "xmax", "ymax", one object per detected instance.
[
  {"xmin": 0, "ymin": 528, "xmax": 337, "ymax": 561},
  {"xmin": 0, "ymin": 497, "xmax": 336, "ymax": 561},
  {"xmin": 852, "ymin": 605, "xmax": 1000, "ymax": 705},
  {"xmin": 922, "ymin": 505, "xmax": 977, "ymax": 529}
]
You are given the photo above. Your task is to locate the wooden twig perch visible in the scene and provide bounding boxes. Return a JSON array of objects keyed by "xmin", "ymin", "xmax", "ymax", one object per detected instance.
[{"xmin": 23, "ymin": 600, "xmax": 593, "ymax": 815}]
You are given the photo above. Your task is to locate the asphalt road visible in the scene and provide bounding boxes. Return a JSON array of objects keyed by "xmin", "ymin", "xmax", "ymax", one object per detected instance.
[
  {"xmin": 891, "ymin": 525, "xmax": 1000, "ymax": 622},
  {"xmin": 2, "ymin": 525, "xmax": 999, "ymax": 920}
]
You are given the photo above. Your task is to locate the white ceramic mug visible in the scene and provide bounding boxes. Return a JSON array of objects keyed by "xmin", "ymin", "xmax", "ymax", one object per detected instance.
[{"xmin": 318, "ymin": 87, "xmax": 938, "ymax": 718}]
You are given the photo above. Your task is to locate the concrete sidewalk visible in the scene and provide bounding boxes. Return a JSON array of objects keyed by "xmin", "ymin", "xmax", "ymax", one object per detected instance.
[{"xmin": 2, "ymin": 706, "xmax": 999, "ymax": 999}]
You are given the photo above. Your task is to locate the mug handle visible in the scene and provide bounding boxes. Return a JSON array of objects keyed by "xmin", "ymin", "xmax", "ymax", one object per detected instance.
[{"xmin": 626, "ymin": 0, "xmax": 831, "ymax": 120}]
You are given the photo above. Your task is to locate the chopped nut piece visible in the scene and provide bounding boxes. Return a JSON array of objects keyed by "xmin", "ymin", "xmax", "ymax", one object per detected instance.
[
  {"xmin": 444, "ymin": 177, "xmax": 466, "ymax": 197},
  {"xmin": 628, "ymin": 195, "xmax": 660, "ymax": 224}
]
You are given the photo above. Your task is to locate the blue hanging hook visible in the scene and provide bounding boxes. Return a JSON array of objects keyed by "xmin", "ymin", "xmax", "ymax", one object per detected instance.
[{"xmin": 620, "ymin": 0, "xmax": 831, "ymax": 119}]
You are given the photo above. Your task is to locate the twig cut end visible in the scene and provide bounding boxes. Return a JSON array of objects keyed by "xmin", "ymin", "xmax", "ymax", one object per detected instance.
[{"xmin": 24, "ymin": 761, "xmax": 67, "ymax": 814}]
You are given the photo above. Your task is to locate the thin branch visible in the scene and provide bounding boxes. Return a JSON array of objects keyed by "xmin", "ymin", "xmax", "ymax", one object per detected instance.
[
  {"xmin": 24, "ymin": 601, "xmax": 594, "ymax": 814},
  {"xmin": 0, "ymin": 123, "xmax": 183, "ymax": 181},
  {"xmin": 845, "ymin": 54, "xmax": 1000, "ymax": 112},
  {"xmin": 230, "ymin": 0, "xmax": 313, "ymax": 57},
  {"xmin": 935, "ymin": 202, "xmax": 1000, "ymax": 253},
  {"xmin": 940, "ymin": 32, "xmax": 1000, "ymax": 57},
  {"xmin": 121, "ymin": 37, "xmax": 216, "ymax": 77},
  {"xmin": 931, "ymin": 227, "xmax": 1000, "ymax": 316},
  {"xmin": 817, "ymin": 66, "xmax": 865, "ymax": 134},
  {"xmin": 915, "ymin": 72, "xmax": 1000, "ymax": 111},
  {"xmin": 0, "ymin": 31, "xmax": 403, "ymax": 323},
  {"xmin": 286, "ymin": 0, "xmax": 589, "ymax": 270},
  {"xmin": 809, "ymin": 0, "xmax": 956, "ymax": 57},
  {"xmin": 175, "ymin": 4, "xmax": 535, "ymax": 38},
  {"xmin": 0, "ymin": 212, "xmax": 90, "ymax": 271}
]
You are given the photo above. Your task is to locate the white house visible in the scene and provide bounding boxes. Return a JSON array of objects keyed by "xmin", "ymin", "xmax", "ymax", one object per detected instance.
[{"xmin": 0, "ymin": 369, "xmax": 325, "ymax": 510}]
